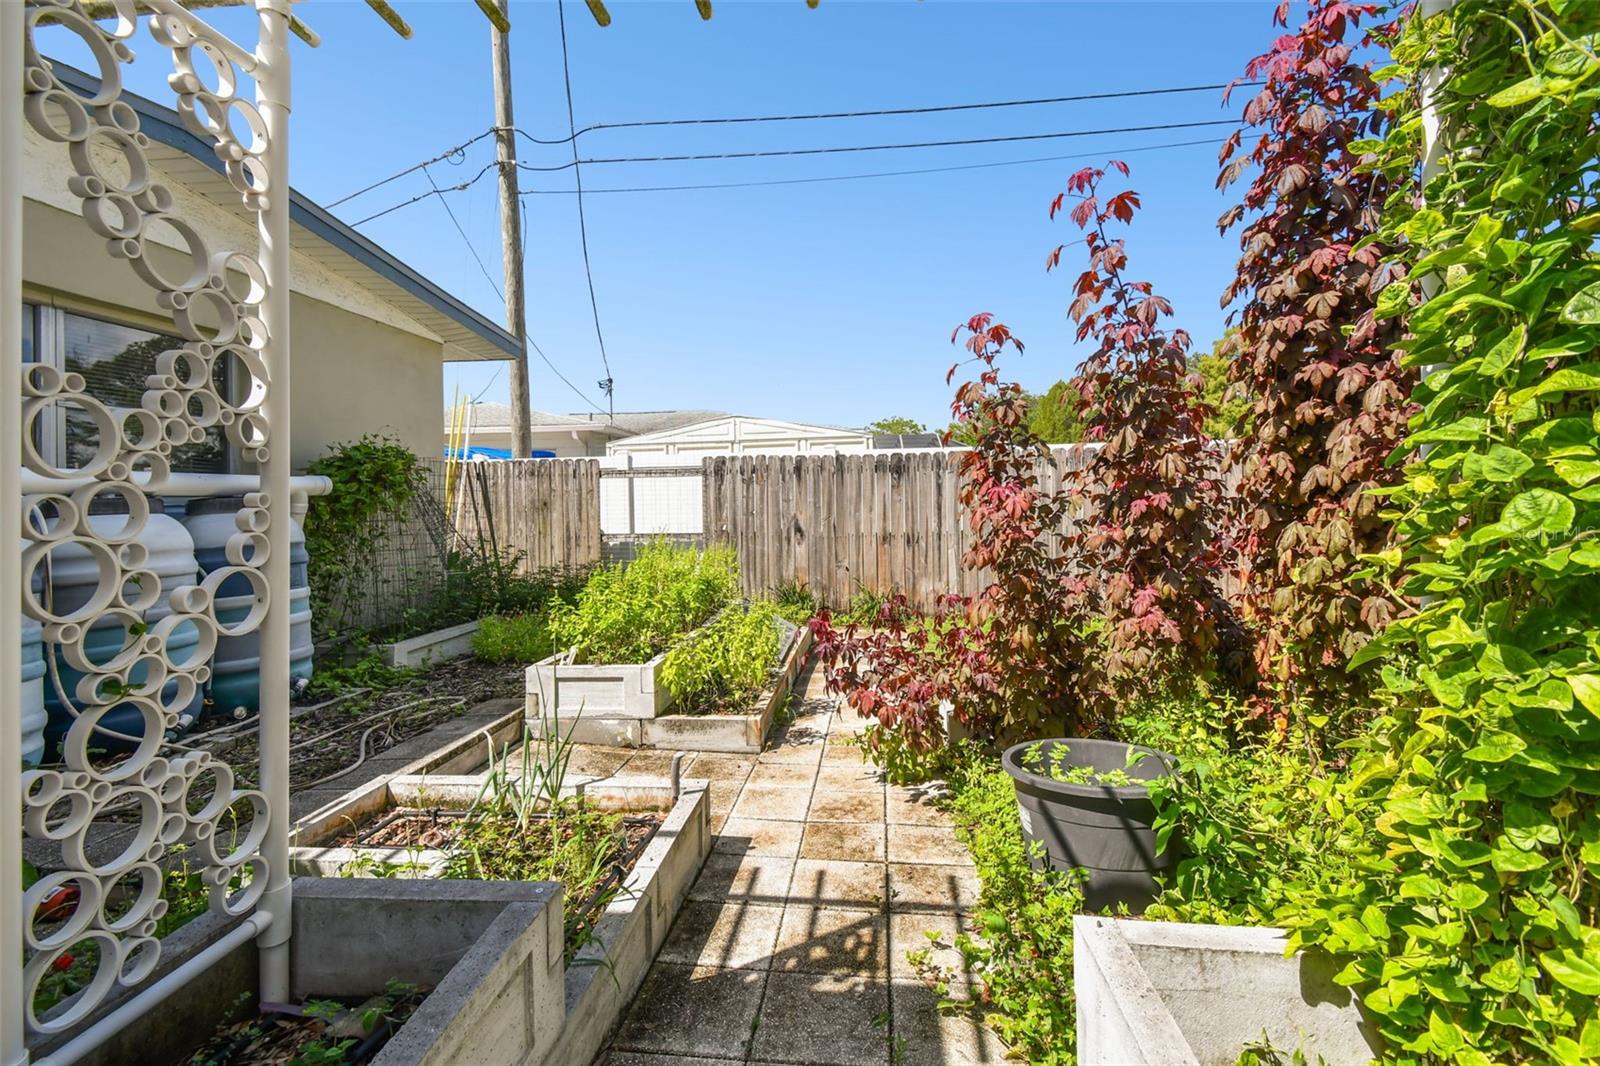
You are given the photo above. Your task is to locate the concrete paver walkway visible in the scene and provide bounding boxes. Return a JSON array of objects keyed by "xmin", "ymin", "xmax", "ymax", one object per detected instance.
[{"xmin": 591, "ymin": 668, "xmax": 1008, "ymax": 1066}]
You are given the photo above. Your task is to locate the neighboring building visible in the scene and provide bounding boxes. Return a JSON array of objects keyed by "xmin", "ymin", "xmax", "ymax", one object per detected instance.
[
  {"xmin": 607, "ymin": 415, "xmax": 871, "ymax": 457},
  {"xmin": 444, "ymin": 407, "xmax": 873, "ymax": 459},
  {"xmin": 869, "ymin": 432, "xmax": 956, "ymax": 450},
  {"xmin": 23, "ymin": 64, "xmax": 517, "ymax": 472}
]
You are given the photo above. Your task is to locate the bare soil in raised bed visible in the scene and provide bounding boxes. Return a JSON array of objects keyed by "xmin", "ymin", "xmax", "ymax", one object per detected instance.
[{"xmin": 196, "ymin": 656, "xmax": 525, "ymax": 793}]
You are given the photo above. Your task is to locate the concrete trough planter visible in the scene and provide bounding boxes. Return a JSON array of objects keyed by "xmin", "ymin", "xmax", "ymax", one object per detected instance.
[
  {"xmin": 527, "ymin": 612, "xmax": 813, "ymax": 752},
  {"xmin": 379, "ymin": 620, "xmax": 481, "ymax": 669},
  {"xmin": 1074, "ymin": 916, "xmax": 1383, "ymax": 1065},
  {"xmin": 288, "ymin": 770, "xmax": 713, "ymax": 1066}
]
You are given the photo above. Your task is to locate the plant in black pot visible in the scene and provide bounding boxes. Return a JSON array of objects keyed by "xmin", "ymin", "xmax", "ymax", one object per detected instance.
[{"xmin": 1001, "ymin": 738, "xmax": 1178, "ymax": 912}]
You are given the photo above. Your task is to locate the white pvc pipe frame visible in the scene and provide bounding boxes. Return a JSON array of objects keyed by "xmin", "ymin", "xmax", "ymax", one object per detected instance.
[{"xmin": 2, "ymin": 2, "xmax": 305, "ymax": 1061}]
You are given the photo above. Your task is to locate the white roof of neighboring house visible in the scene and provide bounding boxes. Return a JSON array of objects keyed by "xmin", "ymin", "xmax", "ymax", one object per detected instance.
[
  {"xmin": 43, "ymin": 64, "xmax": 520, "ymax": 364},
  {"xmin": 444, "ymin": 406, "xmax": 733, "ymax": 438}
]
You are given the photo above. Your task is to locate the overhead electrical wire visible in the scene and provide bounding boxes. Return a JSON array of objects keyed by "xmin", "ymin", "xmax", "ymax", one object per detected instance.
[
  {"xmin": 328, "ymin": 128, "xmax": 500, "ymax": 207},
  {"xmin": 517, "ymin": 134, "xmax": 1259, "ymax": 197},
  {"xmin": 557, "ymin": 0, "xmax": 615, "ymax": 417},
  {"xmin": 514, "ymin": 80, "xmax": 1259, "ymax": 144},
  {"xmin": 512, "ymin": 118, "xmax": 1243, "ymax": 172}
]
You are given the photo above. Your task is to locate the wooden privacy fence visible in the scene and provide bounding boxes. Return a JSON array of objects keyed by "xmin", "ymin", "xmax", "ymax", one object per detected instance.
[
  {"xmin": 451, "ymin": 458, "xmax": 602, "ymax": 573},
  {"xmin": 700, "ymin": 448, "xmax": 1107, "ymax": 611}
]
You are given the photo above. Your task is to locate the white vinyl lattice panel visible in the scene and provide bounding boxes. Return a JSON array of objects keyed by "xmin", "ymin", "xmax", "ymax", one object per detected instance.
[{"xmin": 598, "ymin": 456, "xmax": 703, "ymax": 536}]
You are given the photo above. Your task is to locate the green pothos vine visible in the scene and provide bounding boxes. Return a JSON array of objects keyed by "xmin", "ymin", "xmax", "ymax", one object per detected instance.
[
  {"xmin": 1279, "ymin": 2, "xmax": 1600, "ymax": 1062},
  {"xmin": 303, "ymin": 433, "xmax": 426, "ymax": 641}
]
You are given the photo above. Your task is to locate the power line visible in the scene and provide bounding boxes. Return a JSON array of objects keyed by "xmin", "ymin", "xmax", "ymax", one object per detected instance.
[
  {"xmin": 424, "ymin": 163, "xmax": 505, "ymax": 301},
  {"xmin": 517, "ymin": 135, "xmax": 1255, "ymax": 197},
  {"xmin": 421, "ymin": 164, "xmax": 609, "ymax": 417},
  {"xmin": 328, "ymin": 129, "xmax": 498, "ymax": 207},
  {"xmin": 514, "ymin": 118, "xmax": 1244, "ymax": 172},
  {"xmin": 514, "ymin": 81, "xmax": 1258, "ymax": 145},
  {"xmin": 557, "ymin": 0, "xmax": 615, "ymax": 418},
  {"xmin": 350, "ymin": 160, "xmax": 496, "ymax": 226}
]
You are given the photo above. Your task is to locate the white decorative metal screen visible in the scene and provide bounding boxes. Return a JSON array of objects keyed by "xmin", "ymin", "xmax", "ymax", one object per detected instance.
[{"xmin": 4, "ymin": 2, "xmax": 298, "ymax": 1061}]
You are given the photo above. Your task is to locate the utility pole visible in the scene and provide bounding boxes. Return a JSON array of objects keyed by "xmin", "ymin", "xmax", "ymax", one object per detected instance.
[{"xmin": 491, "ymin": 0, "xmax": 533, "ymax": 458}]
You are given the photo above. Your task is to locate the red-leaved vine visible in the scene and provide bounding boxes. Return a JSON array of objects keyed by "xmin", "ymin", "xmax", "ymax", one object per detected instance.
[
  {"xmin": 814, "ymin": 163, "xmax": 1245, "ymax": 749},
  {"xmin": 1217, "ymin": 0, "xmax": 1413, "ymax": 723},
  {"xmin": 1052, "ymin": 163, "xmax": 1244, "ymax": 694},
  {"xmin": 811, "ymin": 317, "xmax": 1096, "ymax": 750}
]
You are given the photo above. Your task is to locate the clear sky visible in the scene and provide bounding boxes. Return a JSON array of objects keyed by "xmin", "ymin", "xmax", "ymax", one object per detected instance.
[{"xmin": 110, "ymin": 0, "xmax": 1276, "ymax": 432}]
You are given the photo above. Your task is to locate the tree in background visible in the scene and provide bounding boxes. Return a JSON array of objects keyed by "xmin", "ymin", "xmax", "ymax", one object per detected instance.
[
  {"xmin": 1216, "ymin": 0, "xmax": 1411, "ymax": 726},
  {"xmin": 1027, "ymin": 380, "xmax": 1088, "ymax": 443},
  {"xmin": 1189, "ymin": 330, "xmax": 1252, "ymax": 439},
  {"xmin": 866, "ymin": 416, "xmax": 926, "ymax": 435}
]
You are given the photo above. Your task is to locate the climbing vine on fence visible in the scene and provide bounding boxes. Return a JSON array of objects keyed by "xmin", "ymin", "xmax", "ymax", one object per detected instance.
[
  {"xmin": 1218, "ymin": 0, "xmax": 1414, "ymax": 727},
  {"xmin": 1280, "ymin": 2, "xmax": 1600, "ymax": 1060},
  {"xmin": 303, "ymin": 434, "xmax": 427, "ymax": 641}
]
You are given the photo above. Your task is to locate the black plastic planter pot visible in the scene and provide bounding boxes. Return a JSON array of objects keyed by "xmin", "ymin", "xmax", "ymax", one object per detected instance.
[{"xmin": 1001, "ymin": 738, "xmax": 1178, "ymax": 913}]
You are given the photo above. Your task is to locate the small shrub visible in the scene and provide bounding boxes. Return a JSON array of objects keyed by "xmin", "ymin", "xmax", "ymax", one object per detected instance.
[
  {"xmin": 771, "ymin": 580, "xmax": 818, "ymax": 626},
  {"xmin": 473, "ymin": 614, "xmax": 555, "ymax": 664},
  {"xmin": 548, "ymin": 540, "xmax": 738, "ymax": 664},
  {"xmin": 660, "ymin": 601, "xmax": 781, "ymax": 713}
]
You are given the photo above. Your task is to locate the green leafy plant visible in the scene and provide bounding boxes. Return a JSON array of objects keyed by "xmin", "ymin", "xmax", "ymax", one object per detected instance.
[
  {"xmin": 660, "ymin": 601, "xmax": 782, "ymax": 713},
  {"xmin": 473, "ymin": 613, "xmax": 555, "ymax": 664},
  {"xmin": 547, "ymin": 540, "xmax": 738, "ymax": 664},
  {"xmin": 1278, "ymin": 3, "xmax": 1600, "ymax": 1060},
  {"xmin": 1020, "ymin": 743, "xmax": 1137, "ymax": 788},
  {"xmin": 771, "ymin": 579, "xmax": 819, "ymax": 626},
  {"xmin": 303, "ymin": 434, "xmax": 426, "ymax": 642}
]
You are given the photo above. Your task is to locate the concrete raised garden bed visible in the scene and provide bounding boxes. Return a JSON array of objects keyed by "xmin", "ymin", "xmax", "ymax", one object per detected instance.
[
  {"xmin": 287, "ymin": 770, "xmax": 711, "ymax": 1066},
  {"xmin": 1074, "ymin": 916, "xmax": 1382, "ymax": 1065},
  {"xmin": 379, "ymin": 620, "xmax": 481, "ymax": 669},
  {"xmin": 526, "ymin": 612, "xmax": 813, "ymax": 752}
]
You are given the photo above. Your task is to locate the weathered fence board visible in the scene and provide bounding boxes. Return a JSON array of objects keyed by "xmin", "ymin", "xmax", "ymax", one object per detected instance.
[
  {"xmin": 701, "ymin": 446, "xmax": 1237, "ymax": 612},
  {"xmin": 452, "ymin": 459, "xmax": 602, "ymax": 573}
]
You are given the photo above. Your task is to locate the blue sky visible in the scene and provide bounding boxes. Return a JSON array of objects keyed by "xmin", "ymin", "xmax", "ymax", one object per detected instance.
[{"xmin": 111, "ymin": 0, "xmax": 1274, "ymax": 431}]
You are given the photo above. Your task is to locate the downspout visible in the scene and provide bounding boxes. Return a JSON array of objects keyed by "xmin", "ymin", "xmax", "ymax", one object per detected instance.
[
  {"xmin": 2, "ymin": 2, "xmax": 28, "ymax": 1061},
  {"xmin": 253, "ymin": 0, "xmax": 295, "ymax": 1006}
]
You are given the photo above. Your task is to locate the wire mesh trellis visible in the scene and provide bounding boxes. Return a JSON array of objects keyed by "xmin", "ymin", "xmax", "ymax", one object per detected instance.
[{"xmin": 331, "ymin": 459, "xmax": 467, "ymax": 638}]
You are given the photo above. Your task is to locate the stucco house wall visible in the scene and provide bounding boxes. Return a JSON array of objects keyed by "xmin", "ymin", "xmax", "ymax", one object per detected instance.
[{"xmin": 21, "ymin": 73, "xmax": 509, "ymax": 470}]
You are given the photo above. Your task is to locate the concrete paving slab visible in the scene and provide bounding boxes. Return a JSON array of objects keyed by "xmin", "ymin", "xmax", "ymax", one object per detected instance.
[
  {"xmin": 886, "ymin": 788, "xmax": 954, "ymax": 827},
  {"xmin": 814, "ymin": 764, "xmax": 886, "ymax": 792},
  {"xmin": 746, "ymin": 761, "xmax": 822, "ymax": 789},
  {"xmin": 806, "ymin": 790, "xmax": 884, "ymax": 824},
  {"xmin": 888, "ymin": 910, "xmax": 969, "ymax": 980},
  {"xmin": 684, "ymin": 753, "xmax": 757, "ymax": 782},
  {"xmin": 600, "ymin": 1053, "xmax": 738, "ymax": 1066},
  {"xmin": 688, "ymin": 852, "xmax": 797, "ymax": 907},
  {"xmin": 892, "ymin": 978, "xmax": 1009, "ymax": 1065},
  {"xmin": 788, "ymin": 859, "xmax": 887, "ymax": 912},
  {"xmin": 715, "ymin": 817, "xmax": 805, "ymax": 858},
  {"xmin": 732, "ymin": 784, "xmax": 815, "ymax": 821},
  {"xmin": 612, "ymin": 963, "xmax": 766, "ymax": 1060},
  {"xmin": 886, "ymin": 825, "xmax": 969, "ymax": 866},
  {"xmin": 773, "ymin": 905, "xmax": 887, "ymax": 979},
  {"xmin": 748, "ymin": 972, "xmax": 890, "ymax": 1066},
  {"xmin": 799, "ymin": 822, "xmax": 886, "ymax": 863},
  {"xmin": 659, "ymin": 901, "xmax": 785, "ymax": 971},
  {"xmin": 887, "ymin": 863, "xmax": 981, "ymax": 914}
]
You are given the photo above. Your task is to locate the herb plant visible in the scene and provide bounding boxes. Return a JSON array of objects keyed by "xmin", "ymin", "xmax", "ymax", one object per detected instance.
[
  {"xmin": 660, "ymin": 600, "xmax": 782, "ymax": 713},
  {"xmin": 547, "ymin": 540, "xmax": 738, "ymax": 664}
]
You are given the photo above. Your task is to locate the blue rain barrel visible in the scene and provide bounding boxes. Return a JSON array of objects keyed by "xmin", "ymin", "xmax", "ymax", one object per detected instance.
[
  {"xmin": 184, "ymin": 495, "xmax": 313, "ymax": 717},
  {"xmin": 21, "ymin": 615, "xmax": 46, "ymax": 766},
  {"xmin": 21, "ymin": 542, "xmax": 47, "ymax": 767},
  {"xmin": 43, "ymin": 498, "xmax": 204, "ymax": 753}
]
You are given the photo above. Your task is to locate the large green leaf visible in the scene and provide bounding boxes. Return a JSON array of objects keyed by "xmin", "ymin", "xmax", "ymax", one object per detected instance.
[
  {"xmin": 1570, "ymin": 674, "xmax": 1600, "ymax": 716},
  {"xmin": 1542, "ymin": 949, "xmax": 1600, "ymax": 995},
  {"xmin": 1561, "ymin": 281, "xmax": 1600, "ymax": 324},
  {"xmin": 1479, "ymin": 324, "xmax": 1527, "ymax": 376},
  {"xmin": 1488, "ymin": 75, "xmax": 1549, "ymax": 107},
  {"xmin": 1501, "ymin": 489, "xmax": 1577, "ymax": 535}
]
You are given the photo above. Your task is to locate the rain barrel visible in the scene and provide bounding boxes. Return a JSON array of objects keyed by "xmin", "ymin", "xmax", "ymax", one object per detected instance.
[
  {"xmin": 21, "ymin": 539, "xmax": 47, "ymax": 766},
  {"xmin": 21, "ymin": 615, "xmax": 46, "ymax": 766},
  {"xmin": 184, "ymin": 495, "xmax": 313, "ymax": 717},
  {"xmin": 43, "ymin": 497, "xmax": 205, "ymax": 753}
]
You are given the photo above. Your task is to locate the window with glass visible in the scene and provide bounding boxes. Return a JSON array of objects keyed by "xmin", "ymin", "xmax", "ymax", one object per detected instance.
[{"xmin": 22, "ymin": 304, "xmax": 230, "ymax": 474}]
